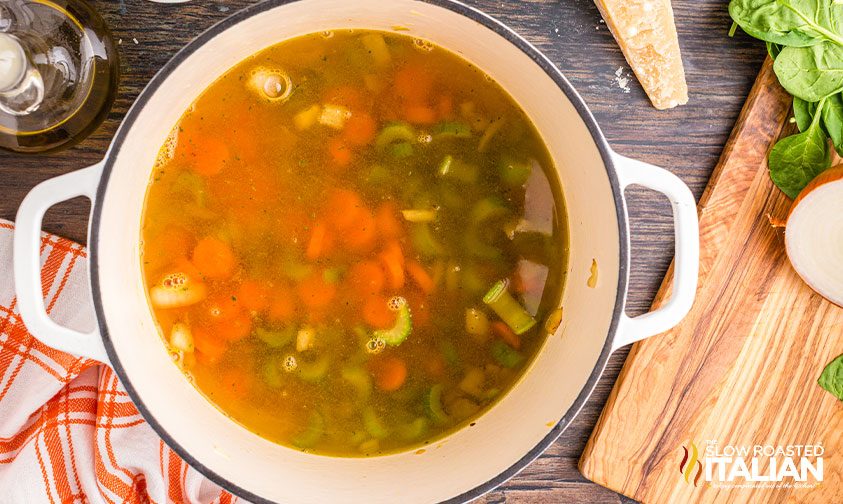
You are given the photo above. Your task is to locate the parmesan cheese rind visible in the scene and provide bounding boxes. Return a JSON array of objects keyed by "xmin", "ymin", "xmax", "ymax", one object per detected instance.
[{"xmin": 594, "ymin": 0, "xmax": 688, "ymax": 110}]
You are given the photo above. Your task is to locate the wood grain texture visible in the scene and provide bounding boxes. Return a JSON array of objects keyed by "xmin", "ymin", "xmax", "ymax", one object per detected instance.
[
  {"xmin": 580, "ymin": 59, "xmax": 843, "ymax": 503},
  {"xmin": 0, "ymin": 1, "xmax": 769, "ymax": 502}
]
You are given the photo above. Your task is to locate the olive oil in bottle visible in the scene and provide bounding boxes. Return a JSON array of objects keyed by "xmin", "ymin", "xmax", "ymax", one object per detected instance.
[{"xmin": 0, "ymin": 0, "xmax": 119, "ymax": 154}]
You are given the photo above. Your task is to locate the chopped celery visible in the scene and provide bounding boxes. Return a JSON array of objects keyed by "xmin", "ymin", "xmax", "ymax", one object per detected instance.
[
  {"xmin": 372, "ymin": 298, "xmax": 412, "ymax": 346},
  {"xmin": 432, "ymin": 121, "xmax": 472, "ymax": 138},
  {"xmin": 173, "ymin": 171, "xmax": 207, "ymax": 207},
  {"xmin": 322, "ymin": 267, "xmax": 343, "ymax": 284},
  {"xmin": 411, "ymin": 224, "xmax": 446, "ymax": 257},
  {"xmin": 390, "ymin": 141, "xmax": 414, "ymax": 158},
  {"xmin": 426, "ymin": 384, "xmax": 450, "ymax": 425},
  {"xmin": 364, "ymin": 164, "xmax": 390, "ymax": 185},
  {"xmin": 478, "ymin": 117, "xmax": 505, "ymax": 152},
  {"xmin": 461, "ymin": 264, "xmax": 488, "ymax": 297},
  {"xmin": 498, "ymin": 156, "xmax": 532, "ymax": 187},
  {"xmin": 292, "ymin": 412, "xmax": 324, "ymax": 449},
  {"xmin": 397, "ymin": 417, "xmax": 430, "ymax": 440},
  {"xmin": 281, "ymin": 261, "xmax": 312, "ymax": 281},
  {"xmin": 464, "ymin": 230, "xmax": 502, "ymax": 259},
  {"xmin": 262, "ymin": 359, "xmax": 283, "ymax": 388},
  {"xmin": 439, "ymin": 340, "xmax": 459, "ymax": 367},
  {"xmin": 255, "ymin": 326, "xmax": 295, "ymax": 348},
  {"xmin": 401, "ymin": 208, "xmax": 437, "ymax": 223},
  {"xmin": 491, "ymin": 341, "xmax": 524, "ymax": 368},
  {"xmin": 483, "ymin": 280, "xmax": 537, "ymax": 335},
  {"xmin": 297, "ymin": 355, "xmax": 330, "ymax": 382},
  {"xmin": 362, "ymin": 406, "xmax": 389, "ymax": 439},
  {"xmin": 376, "ymin": 122, "xmax": 416, "ymax": 149},
  {"xmin": 437, "ymin": 155, "xmax": 478, "ymax": 183},
  {"xmin": 470, "ymin": 196, "xmax": 509, "ymax": 223},
  {"xmin": 341, "ymin": 366, "xmax": 372, "ymax": 400}
]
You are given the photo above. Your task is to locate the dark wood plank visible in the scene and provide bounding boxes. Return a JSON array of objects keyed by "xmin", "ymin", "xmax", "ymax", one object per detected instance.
[{"xmin": 0, "ymin": 1, "xmax": 768, "ymax": 502}]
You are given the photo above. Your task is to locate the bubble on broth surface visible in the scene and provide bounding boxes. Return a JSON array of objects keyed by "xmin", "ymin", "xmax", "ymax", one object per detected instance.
[
  {"xmin": 283, "ymin": 355, "xmax": 298, "ymax": 372},
  {"xmin": 320, "ymin": 30, "xmax": 334, "ymax": 39},
  {"xmin": 365, "ymin": 337, "xmax": 386, "ymax": 354},
  {"xmin": 413, "ymin": 38, "xmax": 434, "ymax": 51},
  {"xmin": 387, "ymin": 296, "xmax": 407, "ymax": 311},
  {"xmin": 248, "ymin": 67, "xmax": 293, "ymax": 102}
]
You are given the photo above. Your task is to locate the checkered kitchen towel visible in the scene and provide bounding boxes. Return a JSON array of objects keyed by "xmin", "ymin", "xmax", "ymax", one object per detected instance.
[{"xmin": 0, "ymin": 220, "xmax": 240, "ymax": 503}]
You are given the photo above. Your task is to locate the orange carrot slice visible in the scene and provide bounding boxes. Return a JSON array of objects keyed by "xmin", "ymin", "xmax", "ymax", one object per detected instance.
[
  {"xmin": 491, "ymin": 321, "xmax": 521, "ymax": 350},
  {"xmin": 192, "ymin": 237, "xmax": 237, "ymax": 279},
  {"xmin": 371, "ymin": 356, "xmax": 408, "ymax": 392},
  {"xmin": 407, "ymin": 260, "xmax": 435, "ymax": 294}
]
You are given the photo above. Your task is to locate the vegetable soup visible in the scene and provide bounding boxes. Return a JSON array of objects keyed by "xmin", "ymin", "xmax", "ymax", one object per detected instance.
[{"xmin": 141, "ymin": 30, "xmax": 568, "ymax": 456}]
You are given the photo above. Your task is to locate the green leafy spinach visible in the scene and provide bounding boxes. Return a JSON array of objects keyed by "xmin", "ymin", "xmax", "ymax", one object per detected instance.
[
  {"xmin": 818, "ymin": 353, "xmax": 843, "ymax": 400},
  {"xmin": 769, "ymin": 97, "xmax": 831, "ymax": 198},
  {"xmin": 730, "ymin": 0, "xmax": 843, "ymax": 198}
]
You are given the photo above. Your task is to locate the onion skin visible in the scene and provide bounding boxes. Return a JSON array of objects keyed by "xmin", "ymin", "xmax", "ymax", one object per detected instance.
[
  {"xmin": 785, "ymin": 165, "xmax": 843, "ymax": 308},
  {"xmin": 788, "ymin": 165, "xmax": 843, "ymax": 218}
]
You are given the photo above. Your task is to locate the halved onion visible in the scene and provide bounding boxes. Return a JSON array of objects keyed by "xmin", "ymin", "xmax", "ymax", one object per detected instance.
[{"xmin": 785, "ymin": 166, "xmax": 843, "ymax": 307}]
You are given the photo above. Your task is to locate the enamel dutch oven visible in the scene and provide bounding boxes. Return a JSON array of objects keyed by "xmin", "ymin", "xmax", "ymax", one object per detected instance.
[{"xmin": 13, "ymin": 0, "xmax": 700, "ymax": 502}]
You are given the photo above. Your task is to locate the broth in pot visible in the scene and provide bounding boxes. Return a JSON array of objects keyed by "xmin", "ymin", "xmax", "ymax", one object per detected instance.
[{"xmin": 140, "ymin": 30, "xmax": 568, "ymax": 456}]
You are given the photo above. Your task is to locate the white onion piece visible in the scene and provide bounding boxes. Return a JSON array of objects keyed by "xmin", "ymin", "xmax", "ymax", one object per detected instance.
[
  {"xmin": 785, "ymin": 166, "xmax": 843, "ymax": 307},
  {"xmin": 170, "ymin": 323, "xmax": 194, "ymax": 352}
]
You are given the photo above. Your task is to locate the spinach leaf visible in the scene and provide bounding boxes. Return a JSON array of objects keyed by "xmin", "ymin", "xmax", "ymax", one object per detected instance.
[
  {"xmin": 729, "ymin": 0, "xmax": 843, "ymax": 47},
  {"xmin": 767, "ymin": 41, "xmax": 783, "ymax": 59},
  {"xmin": 821, "ymin": 92, "xmax": 843, "ymax": 154},
  {"xmin": 818, "ymin": 353, "xmax": 843, "ymax": 401},
  {"xmin": 792, "ymin": 96, "xmax": 817, "ymax": 131},
  {"xmin": 769, "ymin": 97, "xmax": 831, "ymax": 198},
  {"xmin": 774, "ymin": 42, "xmax": 843, "ymax": 101}
]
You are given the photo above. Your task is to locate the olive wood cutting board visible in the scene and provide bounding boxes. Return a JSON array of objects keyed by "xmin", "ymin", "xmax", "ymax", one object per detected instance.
[{"xmin": 579, "ymin": 58, "xmax": 843, "ymax": 503}]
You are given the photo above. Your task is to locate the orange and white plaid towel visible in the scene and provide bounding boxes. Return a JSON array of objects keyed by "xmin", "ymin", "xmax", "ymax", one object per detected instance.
[{"xmin": 0, "ymin": 220, "xmax": 242, "ymax": 504}]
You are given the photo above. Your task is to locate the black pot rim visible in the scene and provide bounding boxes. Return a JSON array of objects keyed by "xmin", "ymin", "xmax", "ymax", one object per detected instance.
[{"xmin": 89, "ymin": 1, "xmax": 627, "ymax": 502}]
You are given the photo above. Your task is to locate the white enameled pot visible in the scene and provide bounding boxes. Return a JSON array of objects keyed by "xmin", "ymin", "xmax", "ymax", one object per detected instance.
[{"xmin": 13, "ymin": 1, "xmax": 700, "ymax": 502}]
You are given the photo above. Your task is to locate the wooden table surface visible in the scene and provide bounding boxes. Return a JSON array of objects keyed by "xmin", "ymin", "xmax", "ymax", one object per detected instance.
[{"xmin": 0, "ymin": 1, "xmax": 768, "ymax": 502}]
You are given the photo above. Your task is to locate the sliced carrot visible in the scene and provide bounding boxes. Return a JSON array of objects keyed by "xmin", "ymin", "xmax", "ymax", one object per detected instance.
[
  {"xmin": 237, "ymin": 280, "xmax": 271, "ymax": 312},
  {"xmin": 379, "ymin": 240, "xmax": 405, "ymax": 290},
  {"xmin": 203, "ymin": 293, "xmax": 241, "ymax": 322},
  {"xmin": 362, "ymin": 295, "xmax": 394, "ymax": 329},
  {"xmin": 394, "ymin": 63, "xmax": 432, "ymax": 104},
  {"xmin": 403, "ymin": 103, "xmax": 437, "ymax": 125},
  {"xmin": 345, "ymin": 260, "xmax": 386, "ymax": 297},
  {"xmin": 216, "ymin": 313, "xmax": 253, "ymax": 342},
  {"xmin": 342, "ymin": 113, "xmax": 377, "ymax": 146},
  {"xmin": 436, "ymin": 94, "xmax": 454, "ymax": 119},
  {"xmin": 407, "ymin": 260, "xmax": 435, "ymax": 294},
  {"xmin": 192, "ymin": 236, "xmax": 237, "ymax": 279},
  {"xmin": 193, "ymin": 327, "xmax": 227, "ymax": 364},
  {"xmin": 267, "ymin": 292, "xmax": 296, "ymax": 324},
  {"xmin": 324, "ymin": 85, "xmax": 365, "ymax": 111},
  {"xmin": 297, "ymin": 272, "xmax": 337, "ymax": 310},
  {"xmin": 325, "ymin": 189, "xmax": 364, "ymax": 231},
  {"xmin": 374, "ymin": 201, "xmax": 403, "ymax": 239},
  {"xmin": 328, "ymin": 137, "xmax": 353, "ymax": 168},
  {"xmin": 185, "ymin": 138, "xmax": 231, "ymax": 177},
  {"xmin": 306, "ymin": 221, "xmax": 330, "ymax": 261},
  {"xmin": 343, "ymin": 207, "xmax": 377, "ymax": 253},
  {"xmin": 370, "ymin": 356, "xmax": 408, "ymax": 392},
  {"xmin": 491, "ymin": 321, "xmax": 521, "ymax": 350}
]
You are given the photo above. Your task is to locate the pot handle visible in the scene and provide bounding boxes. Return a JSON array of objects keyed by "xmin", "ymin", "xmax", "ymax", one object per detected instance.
[
  {"xmin": 13, "ymin": 163, "xmax": 109, "ymax": 363},
  {"xmin": 612, "ymin": 153, "xmax": 700, "ymax": 352}
]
